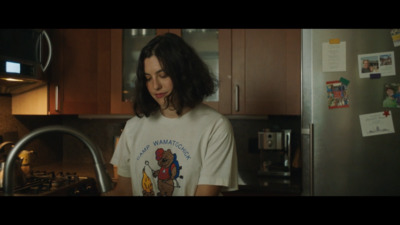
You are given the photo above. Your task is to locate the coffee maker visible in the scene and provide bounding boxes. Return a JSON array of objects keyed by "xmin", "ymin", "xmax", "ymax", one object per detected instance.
[{"xmin": 258, "ymin": 129, "xmax": 292, "ymax": 177}]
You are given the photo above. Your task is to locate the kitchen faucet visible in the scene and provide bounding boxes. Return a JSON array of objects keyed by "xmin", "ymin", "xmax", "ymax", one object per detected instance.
[
  {"xmin": 3, "ymin": 125, "xmax": 114, "ymax": 196},
  {"xmin": 0, "ymin": 141, "xmax": 15, "ymax": 154}
]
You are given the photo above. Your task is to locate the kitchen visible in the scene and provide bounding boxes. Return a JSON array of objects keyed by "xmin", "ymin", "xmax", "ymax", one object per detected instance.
[{"xmin": 2, "ymin": 29, "xmax": 398, "ymax": 196}]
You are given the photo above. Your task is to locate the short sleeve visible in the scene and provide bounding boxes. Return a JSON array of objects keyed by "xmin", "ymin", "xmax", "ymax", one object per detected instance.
[
  {"xmin": 198, "ymin": 117, "xmax": 238, "ymax": 192},
  {"xmin": 110, "ymin": 129, "xmax": 131, "ymax": 178}
]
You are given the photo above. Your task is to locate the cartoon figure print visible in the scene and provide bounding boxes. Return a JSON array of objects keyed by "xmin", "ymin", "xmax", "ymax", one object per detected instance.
[
  {"xmin": 141, "ymin": 148, "xmax": 183, "ymax": 196},
  {"xmin": 141, "ymin": 167, "xmax": 155, "ymax": 196},
  {"xmin": 153, "ymin": 148, "xmax": 183, "ymax": 196}
]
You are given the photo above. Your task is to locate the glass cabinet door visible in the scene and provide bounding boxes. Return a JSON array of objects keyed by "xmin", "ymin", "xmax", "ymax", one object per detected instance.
[
  {"xmin": 111, "ymin": 29, "xmax": 231, "ymax": 115},
  {"xmin": 181, "ymin": 29, "xmax": 219, "ymax": 102},
  {"xmin": 122, "ymin": 29, "xmax": 157, "ymax": 102}
]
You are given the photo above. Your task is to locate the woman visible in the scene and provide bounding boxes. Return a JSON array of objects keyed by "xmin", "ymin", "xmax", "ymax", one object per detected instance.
[{"xmin": 108, "ymin": 33, "xmax": 238, "ymax": 196}]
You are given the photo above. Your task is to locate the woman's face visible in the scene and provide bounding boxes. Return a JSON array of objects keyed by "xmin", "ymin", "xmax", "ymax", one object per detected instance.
[{"xmin": 144, "ymin": 55, "xmax": 174, "ymax": 109}]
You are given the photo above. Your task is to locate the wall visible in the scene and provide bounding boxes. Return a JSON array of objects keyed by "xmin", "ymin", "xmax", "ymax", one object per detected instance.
[
  {"xmin": 0, "ymin": 96, "xmax": 24, "ymax": 142},
  {"xmin": 61, "ymin": 116, "xmax": 126, "ymax": 177},
  {"xmin": 0, "ymin": 96, "xmax": 63, "ymax": 165}
]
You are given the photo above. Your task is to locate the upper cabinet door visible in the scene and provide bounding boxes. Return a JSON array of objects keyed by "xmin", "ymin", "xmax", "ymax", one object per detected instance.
[
  {"xmin": 180, "ymin": 29, "xmax": 232, "ymax": 114},
  {"xmin": 232, "ymin": 29, "xmax": 301, "ymax": 115},
  {"xmin": 49, "ymin": 29, "xmax": 111, "ymax": 115},
  {"xmin": 110, "ymin": 29, "xmax": 157, "ymax": 115},
  {"xmin": 111, "ymin": 29, "xmax": 232, "ymax": 115}
]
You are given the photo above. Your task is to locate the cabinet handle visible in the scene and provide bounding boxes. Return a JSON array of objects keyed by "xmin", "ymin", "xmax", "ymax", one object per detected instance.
[
  {"xmin": 55, "ymin": 85, "xmax": 59, "ymax": 112},
  {"xmin": 235, "ymin": 85, "xmax": 239, "ymax": 112}
]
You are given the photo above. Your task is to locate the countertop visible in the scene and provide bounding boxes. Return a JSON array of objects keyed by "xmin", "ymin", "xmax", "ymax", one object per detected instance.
[
  {"xmin": 223, "ymin": 169, "xmax": 302, "ymax": 196},
  {"xmin": 33, "ymin": 163, "xmax": 302, "ymax": 196},
  {"xmin": 33, "ymin": 162, "xmax": 114, "ymax": 179}
]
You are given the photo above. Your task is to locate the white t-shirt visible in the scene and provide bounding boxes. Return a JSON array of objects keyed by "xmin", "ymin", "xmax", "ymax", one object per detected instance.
[{"xmin": 110, "ymin": 103, "xmax": 238, "ymax": 196}]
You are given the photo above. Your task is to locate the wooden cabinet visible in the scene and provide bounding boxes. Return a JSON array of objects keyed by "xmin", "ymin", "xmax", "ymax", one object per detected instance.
[
  {"xmin": 180, "ymin": 29, "xmax": 232, "ymax": 115},
  {"xmin": 12, "ymin": 29, "xmax": 111, "ymax": 115},
  {"xmin": 49, "ymin": 29, "xmax": 111, "ymax": 115},
  {"xmin": 111, "ymin": 28, "xmax": 300, "ymax": 116},
  {"xmin": 110, "ymin": 29, "xmax": 128, "ymax": 114},
  {"xmin": 12, "ymin": 29, "xmax": 300, "ymax": 116},
  {"xmin": 110, "ymin": 29, "xmax": 166, "ymax": 115},
  {"xmin": 232, "ymin": 29, "xmax": 301, "ymax": 115},
  {"xmin": 110, "ymin": 29, "xmax": 232, "ymax": 115}
]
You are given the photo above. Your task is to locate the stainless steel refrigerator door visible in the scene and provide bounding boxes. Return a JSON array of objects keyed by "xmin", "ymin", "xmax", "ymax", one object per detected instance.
[{"xmin": 302, "ymin": 29, "xmax": 400, "ymax": 196}]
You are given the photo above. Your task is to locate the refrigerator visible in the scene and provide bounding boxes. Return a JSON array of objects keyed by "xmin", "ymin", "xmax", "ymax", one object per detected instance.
[{"xmin": 301, "ymin": 29, "xmax": 400, "ymax": 196}]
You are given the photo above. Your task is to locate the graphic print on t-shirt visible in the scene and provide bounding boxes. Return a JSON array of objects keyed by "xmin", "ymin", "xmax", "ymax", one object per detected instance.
[
  {"xmin": 142, "ymin": 148, "xmax": 183, "ymax": 196},
  {"xmin": 141, "ymin": 167, "xmax": 155, "ymax": 196}
]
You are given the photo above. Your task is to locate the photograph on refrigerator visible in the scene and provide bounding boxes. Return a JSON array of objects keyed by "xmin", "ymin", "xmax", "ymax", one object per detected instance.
[
  {"xmin": 383, "ymin": 83, "xmax": 400, "ymax": 108},
  {"xmin": 358, "ymin": 51, "xmax": 396, "ymax": 78}
]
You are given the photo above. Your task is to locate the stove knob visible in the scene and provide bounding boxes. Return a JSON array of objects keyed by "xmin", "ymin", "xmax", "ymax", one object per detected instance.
[{"xmin": 74, "ymin": 188, "xmax": 80, "ymax": 195}]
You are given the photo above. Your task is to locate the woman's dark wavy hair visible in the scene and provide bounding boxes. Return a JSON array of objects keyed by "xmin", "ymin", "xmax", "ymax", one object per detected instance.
[{"xmin": 133, "ymin": 32, "xmax": 217, "ymax": 118}]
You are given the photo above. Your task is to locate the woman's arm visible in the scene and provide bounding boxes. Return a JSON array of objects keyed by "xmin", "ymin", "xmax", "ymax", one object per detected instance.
[
  {"xmin": 194, "ymin": 185, "xmax": 222, "ymax": 196},
  {"xmin": 102, "ymin": 175, "xmax": 133, "ymax": 196}
]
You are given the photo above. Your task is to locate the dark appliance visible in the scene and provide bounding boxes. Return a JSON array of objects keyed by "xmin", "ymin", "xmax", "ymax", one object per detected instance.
[
  {"xmin": 0, "ymin": 29, "xmax": 52, "ymax": 94},
  {"xmin": 258, "ymin": 129, "xmax": 292, "ymax": 177}
]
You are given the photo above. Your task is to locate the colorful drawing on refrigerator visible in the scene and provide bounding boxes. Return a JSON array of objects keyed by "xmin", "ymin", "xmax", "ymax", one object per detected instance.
[
  {"xmin": 383, "ymin": 83, "xmax": 400, "ymax": 108},
  {"xmin": 326, "ymin": 80, "xmax": 349, "ymax": 109}
]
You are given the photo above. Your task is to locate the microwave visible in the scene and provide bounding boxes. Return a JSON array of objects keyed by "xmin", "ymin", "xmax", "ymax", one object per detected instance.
[{"xmin": 0, "ymin": 29, "xmax": 52, "ymax": 94}]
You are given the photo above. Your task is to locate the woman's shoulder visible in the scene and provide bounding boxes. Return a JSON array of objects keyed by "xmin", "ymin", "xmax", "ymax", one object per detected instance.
[
  {"xmin": 189, "ymin": 103, "xmax": 230, "ymax": 124},
  {"xmin": 192, "ymin": 104, "xmax": 234, "ymax": 135},
  {"xmin": 124, "ymin": 114, "xmax": 155, "ymax": 128},
  {"xmin": 192, "ymin": 103, "xmax": 222, "ymax": 117},
  {"xmin": 125, "ymin": 115, "xmax": 141, "ymax": 124}
]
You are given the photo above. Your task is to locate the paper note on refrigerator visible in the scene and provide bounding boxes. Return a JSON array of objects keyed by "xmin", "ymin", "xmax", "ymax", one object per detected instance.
[
  {"xmin": 322, "ymin": 41, "xmax": 346, "ymax": 72},
  {"xmin": 359, "ymin": 111, "xmax": 395, "ymax": 137}
]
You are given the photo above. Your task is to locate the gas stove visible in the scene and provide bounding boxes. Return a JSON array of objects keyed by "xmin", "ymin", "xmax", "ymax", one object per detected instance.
[{"xmin": 5, "ymin": 170, "xmax": 100, "ymax": 196}]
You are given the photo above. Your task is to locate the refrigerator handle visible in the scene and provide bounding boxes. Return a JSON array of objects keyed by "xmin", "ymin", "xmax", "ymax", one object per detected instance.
[
  {"xmin": 309, "ymin": 123, "xmax": 314, "ymax": 196},
  {"xmin": 235, "ymin": 85, "xmax": 239, "ymax": 112}
]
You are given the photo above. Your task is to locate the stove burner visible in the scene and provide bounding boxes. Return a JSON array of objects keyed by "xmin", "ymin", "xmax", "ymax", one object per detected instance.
[{"xmin": 9, "ymin": 170, "xmax": 99, "ymax": 196}]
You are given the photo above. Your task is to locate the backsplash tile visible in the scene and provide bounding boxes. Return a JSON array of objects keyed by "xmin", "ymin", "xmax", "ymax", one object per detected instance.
[
  {"xmin": 61, "ymin": 116, "xmax": 126, "ymax": 164},
  {"xmin": 0, "ymin": 96, "xmax": 63, "ymax": 165}
]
